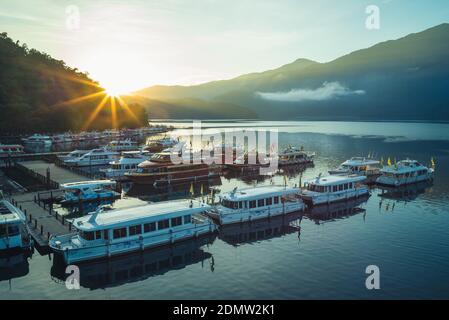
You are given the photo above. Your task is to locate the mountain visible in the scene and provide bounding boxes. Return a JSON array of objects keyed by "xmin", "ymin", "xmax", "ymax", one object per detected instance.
[
  {"xmin": 0, "ymin": 33, "xmax": 147, "ymax": 134},
  {"xmin": 136, "ymin": 23, "xmax": 449, "ymax": 121}
]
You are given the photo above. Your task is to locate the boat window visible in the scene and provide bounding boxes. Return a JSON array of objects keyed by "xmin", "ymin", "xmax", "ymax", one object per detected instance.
[
  {"xmin": 171, "ymin": 217, "xmax": 182, "ymax": 227},
  {"xmin": 104, "ymin": 230, "xmax": 109, "ymax": 240},
  {"xmin": 144, "ymin": 222, "xmax": 156, "ymax": 233},
  {"xmin": 333, "ymin": 186, "xmax": 338, "ymax": 192},
  {"xmin": 184, "ymin": 215, "xmax": 191, "ymax": 224},
  {"xmin": 266, "ymin": 197, "xmax": 272, "ymax": 205},
  {"xmin": 95, "ymin": 230, "xmax": 102, "ymax": 240},
  {"xmin": 82, "ymin": 231, "xmax": 95, "ymax": 241},
  {"xmin": 238, "ymin": 201, "xmax": 243, "ymax": 209},
  {"xmin": 158, "ymin": 219, "xmax": 170, "ymax": 230},
  {"xmin": 338, "ymin": 184, "xmax": 343, "ymax": 191},
  {"xmin": 274, "ymin": 197, "xmax": 279, "ymax": 204},
  {"xmin": 113, "ymin": 228, "xmax": 127, "ymax": 239},
  {"xmin": 129, "ymin": 225, "xmax": 142, "ymax": 236},
  {"xmin": 7, "ymin": 225, "xmax": 20, "ymax": 236},
  {"xmin": 249, "ymin": 200, "xmax": 257, "ymax": 209},
  {"xmin": 258, "ymin": 199, "xmax": 265, "ymax": 207}
]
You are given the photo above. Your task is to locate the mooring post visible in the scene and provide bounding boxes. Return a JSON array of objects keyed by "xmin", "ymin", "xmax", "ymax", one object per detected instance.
[
  {"xmin": 34, "ymin": 219, "xmax": 37, "ymax": 229},
  {"xmin": 40, "ymin": 225, "xmax": 43, "ymax": 235}
]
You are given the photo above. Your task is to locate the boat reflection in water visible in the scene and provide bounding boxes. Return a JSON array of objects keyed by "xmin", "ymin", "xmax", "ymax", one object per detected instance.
[
  {"xmin": 0, "ymin": 251, "xmax": 31, "ymax": 284},
  {"xmin": 305, "ymin": 195, "xmax": 369, "ymax": 224},
  {"xmin": 218, "ymin": 212, "xmax": 303, "ymax": 246},
  {"xmin": 125, "ymin": 177, "xmax": 222, "ymax": 202},
  {"xmin": 377, "ymin": 180, "xmax": 433, "ymax": 202},
  {"xmin": 51, "ymin": 234, "xmax": 216, "ymax": 290}
]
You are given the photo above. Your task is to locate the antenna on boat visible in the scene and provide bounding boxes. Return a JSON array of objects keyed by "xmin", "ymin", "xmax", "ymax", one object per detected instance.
[{"xmin": 88, "ymin": 205, "xmax": 103, "ymax": 223}]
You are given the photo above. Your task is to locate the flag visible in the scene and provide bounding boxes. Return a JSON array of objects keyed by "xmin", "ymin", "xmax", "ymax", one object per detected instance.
[
  {"xmin": 431, "ymin": 157, "xmax": 436, "ymax": 169},
  {"xmin": 387, "ymin": 157, "xmax": 392, "ymax": 166},
  {"xmin": 380, "ymin": 156, "xmax": 384, "ymax": 166}
]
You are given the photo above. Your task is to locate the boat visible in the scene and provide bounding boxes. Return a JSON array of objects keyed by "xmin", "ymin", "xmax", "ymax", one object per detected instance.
[
  {"xmin": 278, "ymin": 146, "xmax": 315, "ymax": 166},
  {"xmin": 144, "ymin": 137, "xmax": 178, "ymax": 153},
  {"xmin": 49, "ymin": 200, "xmax": 217, "ymax": 264},
  {"xmin": 377, "ymin": 180, "xmax": 433, "ymax": 202},
  {"xmin": 376, "ymin": 159, "xmax": 434, "ymax": 187},
  {"xmin": 57, "ymin": 149, "xmax": 90, "ymax": 162},
  {"xmin": 226, "ymin": 152, "xmax": 272, "ymax": 172},
  {"xmin": 300, "ymin": 174, "xmax": 370, "ymax": 206},
  {"xmin": 22, "ymin": 134, "xmax": 52, "ymax": 147},
  {"xmin": 63, "ymin": 148, "xmax": 119, "ymax": 167},
  {"xmin": 0, "ymin": 191, "xmax": 33, "ymax": 252},
  {"xmin": 105, "ymin": 139, "xmax": 139, "ymax": 152},
  {"xmin": 101, "ymin": 150, "xmax": 152, "ymax": 180},
  {"xmin": 329, "ymin": 157, "xmax": 382, "ymax": 183},
  {"xmin": 58, "ymin": 180, "xmax": 120, "ymax": 205},
  {"xmin": 206, "ymin": 185, "xmax": 305, "ymax": 225},
  {"xmin": 125, "ymin": 151, "xmax": 212, "ymax": 185},
  {"xmin": 0, "ymin": 143, "xmax": 24, "ymax": 158}
]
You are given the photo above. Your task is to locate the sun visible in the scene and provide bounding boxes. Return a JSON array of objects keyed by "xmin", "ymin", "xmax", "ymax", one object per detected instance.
[{"xmin": 105, "ymin": 87, "xmax": 122, "ymax": 97}]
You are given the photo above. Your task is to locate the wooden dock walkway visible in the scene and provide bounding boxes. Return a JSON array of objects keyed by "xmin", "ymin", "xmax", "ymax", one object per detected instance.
[
  {"xmin": 18, "ymin": 160, "xmax": 90, "ymax": 186},
  {"xmin": 9, "ymin": 192, "xmax": 74, "ymax": 253}
]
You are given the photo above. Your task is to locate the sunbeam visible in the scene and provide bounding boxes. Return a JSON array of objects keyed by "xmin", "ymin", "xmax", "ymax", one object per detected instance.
[
  {"xmin": 116, "ymin": 96, "xmax": 140, "ymax": 124},
  {"xmin": 82, "ymin": 94, "xmax": 109, "ymax": 130}
]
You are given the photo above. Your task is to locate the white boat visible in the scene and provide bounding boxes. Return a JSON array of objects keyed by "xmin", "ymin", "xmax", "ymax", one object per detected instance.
[
  {"xmin": 144, "ymin": 137, "xmax": 178, "ymax": 153},
  {"xmin": 49, "ymin": 200, "xmax": 217, "ymax": 264},
  {"xmin": 0, "ymin": 192, "xmax": 33, "ymax": 252},
  {"xmin": 105, "ymin": 139, "xmax": 139, "ymax": 152},
  {"xmin": 0, "ymin": 144, "xmax": 24, "ymax": 158},
  {"xmin": 300, "ymin": 174, "xmax": 370, "ymax": 206},
  {"xmin": 329, "ymin": 157, "xmax": 382, "ymax": 183},
  {"xmin": 206, "ymin": 186, "xmax": 305, "ymax": 225},
  {"xmin": 278, "ymin": 146, "xmax": 315, "ymax": 166},
  {"xmin": 22, "ymin": 134, "xmax": 52, "ymax": 147},
  {"xmin": 59, "ymin": 180, "xmax": 120, "ymax": 205},
  {"xmin": 63, "ymin": 148, "xmax": 119, "ymax": 167},
  {"xmin": 57, "ymin": 149, "xmax": 90, "ymax": 162},
  {"xmin": 376, "ymin": 160, "xmax": 434, "ymax": 187},
  {"xmin": 101, "ymin": 150, "xmax": 152, "ymax": 180}
]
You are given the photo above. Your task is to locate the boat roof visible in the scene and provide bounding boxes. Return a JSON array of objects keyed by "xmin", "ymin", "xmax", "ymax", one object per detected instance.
[
  {"xmin": 342, "ymin": 157, "xmax": 379, "ymax": 166},
  {"xmin": 0, "ymin": 200, "xmax": 26, "ymax": 224},
  {"xmin": 61, "ymin": 180, "xmax": 116, "ymax": 189},
  {"xmin": 220, "ymin": 186, "xmax": 299, "ymax": 201},
  {"xmin": 381, "ymin": 160, "xmax": 428, "ymax": 173},
  {"xmin": 73, "ymin": 200, "xmax": 210, "ymax": 231},
  {"xmin": 306, "ymin": 174, "xmax": 366, "ymax": 186}
]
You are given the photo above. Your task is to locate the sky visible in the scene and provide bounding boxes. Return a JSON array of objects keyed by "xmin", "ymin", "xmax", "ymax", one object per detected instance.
[{"xmin": 1, "ymin": 0, "xmax": 449, "ymax": 94}]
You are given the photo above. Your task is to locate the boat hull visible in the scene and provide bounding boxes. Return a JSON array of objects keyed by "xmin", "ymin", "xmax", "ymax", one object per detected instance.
[
  {"xmin": 376, "ymin": 172, "xmax": 433, "ymax": 187},
  {"xmin": 207, "ymin": 201, "xmax": 305, "ymax": 225},
  {"xmin": 300, "ymin": 187, "xmax": 370, "ymax": 207},
  {"xmin": 50, "ymin": 222, "xmax": 216, "ymax": 264}
]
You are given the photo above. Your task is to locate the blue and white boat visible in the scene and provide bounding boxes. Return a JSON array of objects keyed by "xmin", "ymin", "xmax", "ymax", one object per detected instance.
[
  {"xmin": 59, "ymin": 180, "xmax": 120, "ymax": 205},
  {"xmin": 206, "ymin": 186, "xmax": 305, "ymax": 225},
  {"xmin": 49, "ymin": 200, "xmax": 216, "ymax": 264}
]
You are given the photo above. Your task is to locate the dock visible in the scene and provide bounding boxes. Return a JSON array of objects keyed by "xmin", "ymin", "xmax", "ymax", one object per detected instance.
[{"xmin": 9, "ymin": 192, "xmax": 74, "ymax": 253}]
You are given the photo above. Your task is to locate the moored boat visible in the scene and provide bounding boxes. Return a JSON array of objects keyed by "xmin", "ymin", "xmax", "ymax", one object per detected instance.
[
  {"xmin": 206, "ymin": 185, "xmax": 305, "ymax": 225},
  {"xmin": 0, "ymin": 192, "xmax": 33, "ymax": 252},
  {"xmin": 49, "ymin": 200, "xmax": 217, "ymax": 264},
  {"xmin": 101, "ymin": 150, "xmax": 152, "ymax": 180},
  {"xmin": 58, "ymin": 180, "xmax": 120, "ymax": 205},
  {"xmin": 300, "ymin": 174, "xmax": 370, "ymax": 206},
  {"xmin": 0, "ymin": 143, "xmax": 24, "ymax": 158},
  {"xmin": 376, "ymin": 159, "xmax": 434, "ymax": 187},
  {"xmin": 278, "ymin": 146, "xmax": 315, "ymax": 166},
  {"xmin": 63, "ymin": 148, "xmax": 119, "ymax": 166},
  {"xmin": 329, "ymin": 157, "xmax": 381, "ymax": 183},
  {"xmin": 105, "ymin": 139, "xmax": 139, "ymax": 152},
  {"xmin": 125, "ymin": 151, "xmax": 212, "ymax": 185},
  {"xmin": 22, "ymin": 134, "xmax": 52, "ymax": 147}
]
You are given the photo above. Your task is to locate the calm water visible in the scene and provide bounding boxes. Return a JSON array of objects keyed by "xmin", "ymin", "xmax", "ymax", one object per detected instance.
[{"xmin": 2, "ymin": 121, "xmax": 449, "ymax": 299}]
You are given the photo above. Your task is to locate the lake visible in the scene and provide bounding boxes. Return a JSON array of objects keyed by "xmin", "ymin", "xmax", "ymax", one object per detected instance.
[{"xmin": 1, "ymin": 120, "xmax": 449, "ymax": 299}]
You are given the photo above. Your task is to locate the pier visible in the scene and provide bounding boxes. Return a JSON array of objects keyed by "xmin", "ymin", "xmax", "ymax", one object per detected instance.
[{"xmin": 8, "ymin": 192, "xmax": 73, "ymax": 253}]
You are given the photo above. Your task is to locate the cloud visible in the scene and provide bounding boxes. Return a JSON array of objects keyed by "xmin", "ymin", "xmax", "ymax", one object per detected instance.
[{"xmin": 256, "ymin": 82, "xmax": 365, "ymax": 102}]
